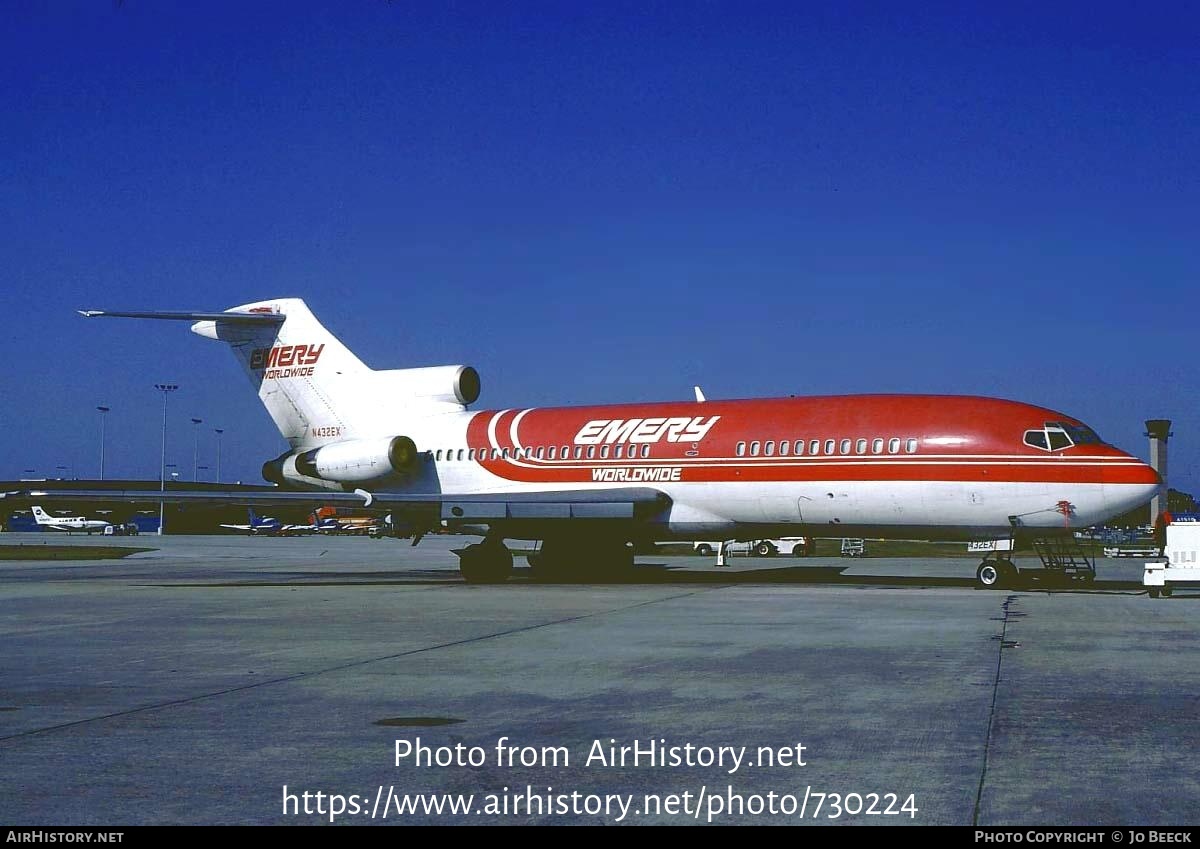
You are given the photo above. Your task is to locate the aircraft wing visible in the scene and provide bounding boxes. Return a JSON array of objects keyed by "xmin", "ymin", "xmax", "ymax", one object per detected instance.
[{"xmin": 4, "ymin": 487, "xmax": 671, "ymax": 523}]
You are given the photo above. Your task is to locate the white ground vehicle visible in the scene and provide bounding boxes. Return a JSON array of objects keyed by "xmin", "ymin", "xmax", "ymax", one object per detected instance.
[
  {"xmin": 1144, "ymin": 517, "xmax": 1200, "ymax": 598},
  {"xmin": 693, "ymin": 537, "xmax": 809, "ymax": 557}
]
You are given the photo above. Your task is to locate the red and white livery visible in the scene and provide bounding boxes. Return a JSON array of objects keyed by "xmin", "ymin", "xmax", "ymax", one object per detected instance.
[{"xmin": 74, "ymin": 298, "xmax": 1160, "ymax": 583}]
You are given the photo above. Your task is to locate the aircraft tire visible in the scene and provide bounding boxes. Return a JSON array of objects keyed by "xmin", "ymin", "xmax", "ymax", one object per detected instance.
[
  {"xmin": 695, "ymin": 544, "xmax": 714, "ymax": 557},
  {"xmin": 1149, "ymin": 587, "xmax": 1161, "ymax": 599},
  {"xmin": 976, "ymin": 560, "xmax": 1004, "ymax": 589},
  {"xmin": 458, "ymin": 543, "xmax": 513, "ymax": 585},
  {"xmin": 1161, "ymin": 586, "xmax": 1174, "ymax": 598},
  {"xmin": 755, "ymin": 542, "xmax": 774, "ymax": 557}
]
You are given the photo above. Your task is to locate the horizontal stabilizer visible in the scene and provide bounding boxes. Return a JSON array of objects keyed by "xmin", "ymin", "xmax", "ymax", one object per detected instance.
[{"xmin": 78, "ymin": 309, "xmax": 285, "ymax": 325}]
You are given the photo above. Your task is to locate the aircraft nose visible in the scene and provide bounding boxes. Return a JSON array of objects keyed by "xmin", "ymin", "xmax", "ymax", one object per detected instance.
[{"xmin": 1104, "ymin": 457, "xmax": 1162, "ymax": 514}]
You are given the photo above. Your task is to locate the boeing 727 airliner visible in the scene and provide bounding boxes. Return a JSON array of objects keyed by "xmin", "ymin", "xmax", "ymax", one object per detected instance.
[{"xmin": 49, "ymin": 298, "xmax": 1159, "ymax": 584}]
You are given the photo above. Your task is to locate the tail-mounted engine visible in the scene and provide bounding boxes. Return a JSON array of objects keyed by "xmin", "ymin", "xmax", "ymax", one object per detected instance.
[{"xmin": 262, "ymin": 435, "xmax": 420, "ymax": 486}]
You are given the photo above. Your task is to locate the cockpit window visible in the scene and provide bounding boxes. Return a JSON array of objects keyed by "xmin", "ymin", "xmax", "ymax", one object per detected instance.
[
  {"xmin": 1047, "ymin": 429, "xmax": 1072, "ymax": 451},
  {"xmin": 1025, "ymin": 421, "xmax": 1100, "ymax": 452},
  {"xmin": 1065, "ymin": 424, "xmax": 1103, "ymax": 445}
]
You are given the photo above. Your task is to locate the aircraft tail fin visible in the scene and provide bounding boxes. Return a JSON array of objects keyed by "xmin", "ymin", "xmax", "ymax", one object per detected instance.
[
  {"xmin": 80, "ymin": 298, "xmax": 481, "ymax": 454},
  {"xmin": 31, "ymin": 506, "xmax": 51, "ymax": 524},
  {"xmin": 81, "ymin": 299, "xmax": 369, "ymax": 449}
]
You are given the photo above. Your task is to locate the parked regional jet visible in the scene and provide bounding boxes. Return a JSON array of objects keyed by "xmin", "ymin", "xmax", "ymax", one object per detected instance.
[
  {"xmin": 31, "ymin": 505, "xmax": 110, "ymax": 534},
  {"xmin": 48, "ymin": 298, "xmax": 1159, "ymax": 585}
]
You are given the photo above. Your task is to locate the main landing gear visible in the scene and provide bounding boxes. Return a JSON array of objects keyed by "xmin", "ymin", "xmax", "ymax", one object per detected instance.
[
  {"xmin": 455, "ymin": 537, "xmax": 514, "ymax": 584},
  {"xmin": 455, "ymin": 535, "xmax": 640, "ymax": 584},
  {"xmin": 526, "ymin": 536, "xmax": 635, "ymax": 582}
]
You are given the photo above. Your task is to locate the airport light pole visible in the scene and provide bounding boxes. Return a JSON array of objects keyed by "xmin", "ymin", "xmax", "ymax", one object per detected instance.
[
  {"xmin": 97, "ymin": 406, "xmax": 110, "ymax": 481},
  {"xmin": 155, "ymin": 383, "xmax": 178, "ymax": 535},
  {"xmin": 213, "ymin": 428, "xmax": 224, "ymax": 483},
  {"xmin": 191, "ymin": 418, "xmax": 203, "ymax": 482}
]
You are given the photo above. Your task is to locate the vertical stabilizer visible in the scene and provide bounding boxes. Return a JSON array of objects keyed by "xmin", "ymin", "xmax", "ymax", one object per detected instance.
[{"xmin": 190, "ymin": 299, "xmax": 370, "ymax": 448}]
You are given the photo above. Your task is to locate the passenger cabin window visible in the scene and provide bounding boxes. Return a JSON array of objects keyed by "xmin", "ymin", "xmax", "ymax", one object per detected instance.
[
  {"xmin": 502, "ymin": 448, "xmax": 509, "ymax": 459},
  {"xmin": 779, "ymin": 441, "xmax": 789, "ymax": 456},
  {"xmin": 839, "ymin": 439, "xmax": 851, "ymax": 455},
  {"xmin": 574, "ymin": 446, "xmax": 583, "ymax": 460},
  {"xmin": 435, "ymin": 450, "xmax": 442, "ymax": 461},
  {"xmin": 563, "ymin": 445, "xmax": 571, "ymax": 459},
  {"xmin": 750, "ymin": 441, "xmax": 761, "ymax": 457},
  {"xmin": 458, "ymin": 449, "xmax": 465, "ymax": 461},
  {"xmin": 587, "ymin": 446, "xmax": 596, "ymax": 459},
  {"xmin": 736, "ymin": 441, "xmax": 746, "ymax": 457},
  {"xmin": 905, "ymin": 438, "xmax": 918, "ymax": 454},
  {"xmin": 872, "ymin": 438, "xmax": 883, "ymax": 454},
  {"xmin": 614, "ymin": 445, "xmax": 624, "ymax": 459},
  {"xmin": 600, "ymin": 445, "xmax": 609, "ymax": 459},
  {"xmin": 810, "ymin": 439, "xmax": 820, "ymax": 455},
  {"xmin": 795, "ymin": 440, "xmax": 805, "ymax": 455},
  {"xmin": 824, "ymin": 439, "xmax": 835, "ymax": 455},
  {"xmin": 888, "ymin": 438, "xmax": 900, "ymax": 454},
  {"xmin": 856, "ymin": 438, "xmax": 867, "ymax": 454},
  {"xmin": 641, "ymin": 444, "xmax": 651, "ymax": 458},
  {"xmin": 547, "ymin": 446, "xmax": 556, "ymax": 460},
  {"xmin": 536, "ymin": 447, "xmax": 544, "ymax": 460},
  {"xmin": 765, "ymin": 441, "xmax": 775, "ymax": 456}
]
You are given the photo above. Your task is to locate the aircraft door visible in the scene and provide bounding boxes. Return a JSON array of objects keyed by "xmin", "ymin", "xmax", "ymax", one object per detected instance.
[{"xmin": 759, "ymin": 496, "xmax": 803, "ymax": 524}]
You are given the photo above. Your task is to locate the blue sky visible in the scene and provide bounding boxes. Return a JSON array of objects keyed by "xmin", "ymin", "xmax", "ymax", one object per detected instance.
[{"xmin": 1, "ymin": 2, "xmax": 1197, "ymax": 494}]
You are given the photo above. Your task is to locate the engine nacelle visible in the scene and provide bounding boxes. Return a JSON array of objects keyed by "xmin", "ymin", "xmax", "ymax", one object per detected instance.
[
  {"xmin": 375, "ymin": 365, "xmax": 481, "ymax": 407},
  {"xmin": 262, "ymin": 450, "xmax": 291, "ymax": 486},
  {"xmin": 263, "ymin": 436, "xmax": 420, "ymax": 486}
]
